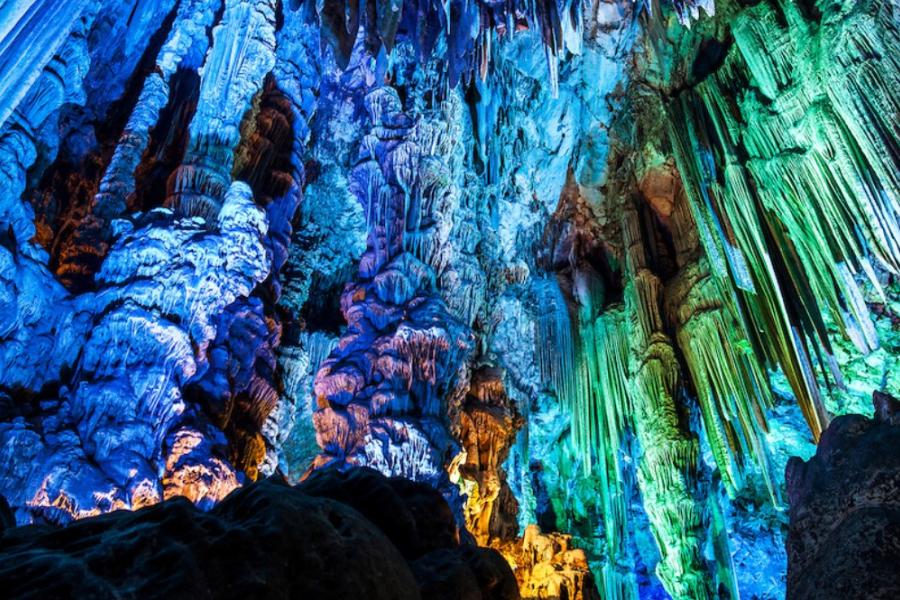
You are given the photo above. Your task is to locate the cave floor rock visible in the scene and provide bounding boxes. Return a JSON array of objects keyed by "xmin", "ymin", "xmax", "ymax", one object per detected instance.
[
  {"xmin": 787, "ymin": 392, "xmax": 900, "ymax": 600},
  {"xmin": 0, "ymin": 468, "xmax": 519, "ymax": 600}
]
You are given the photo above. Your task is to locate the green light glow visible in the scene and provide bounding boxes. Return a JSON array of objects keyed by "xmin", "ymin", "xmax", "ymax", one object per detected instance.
[{"xmin": 532, "ymin": 1, "xmax": 900, "ymax": 598}]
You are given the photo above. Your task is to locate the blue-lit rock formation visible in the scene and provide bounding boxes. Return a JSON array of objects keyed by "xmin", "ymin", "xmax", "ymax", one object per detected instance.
[
  {"xmin": 310, "ymin": 84, "xmax": 473, "ymax": 492},
  {"xmin": 1, "ymin": 1, "xmax": 900, "ymax": 599},
  {"xmin": 1, "ymin": 181, "xmax": 268, "ymax": 519}
]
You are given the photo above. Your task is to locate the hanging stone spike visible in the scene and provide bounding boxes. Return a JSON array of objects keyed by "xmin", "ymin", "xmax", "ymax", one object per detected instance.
[
  {"xmin": 93, "ymin": 0, "xmax": 222, "ymax": 221},
  {"xmin": 583, "ymin": 305, "xmax": 634, "ymax": 598},
  {"xmin": 166, "ymin": 0, "xmax": 277, "ymax": 222},
  {"xmin": 667, "ymin": 258, "xmax": 781, "ymax": 501},
  {"xmin": 0, "ymin": 0, "xmax": 96, "ymax": 130},
  {"xmin": 668, "ymin": 89, "xmax": 830, "ymax": 441},
  {"xmin": 0, "ymin": 8, "xmax": 95, "ymax": 249},
  {"xmin": 664, "ymin": 0, "xmax": 900, "ymax": 449},
  {"xmin": 620, "ymin": 204, "xmax": 715, "ymax": 600}
]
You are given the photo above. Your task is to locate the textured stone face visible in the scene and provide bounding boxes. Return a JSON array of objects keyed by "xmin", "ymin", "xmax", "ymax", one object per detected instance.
[
  {"xmin": 0, "ymin": 468, "xmax": 518, "ymax": 600},
  {"xmin": 786, "ymin": 392, "xmax": 900, "ymax": 600},
  {"xmin": 1, "ymin": 1, "xmax": 899, "ymax": 599},
  {"xmin": 1, "ymin": 182, "xmax": 269, "ymax": 521}
]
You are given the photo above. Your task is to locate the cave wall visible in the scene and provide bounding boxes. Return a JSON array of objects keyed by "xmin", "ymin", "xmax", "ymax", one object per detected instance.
[{"xmin": 0, "ymin": 1, "xmax": 898, "ymax": 599}]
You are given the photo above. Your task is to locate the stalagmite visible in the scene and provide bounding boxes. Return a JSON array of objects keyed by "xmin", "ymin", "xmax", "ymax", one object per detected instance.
[
  {"xmin": 453, "ymin": 367, "xmax": 523, "ymax": 546},
  {"xmin": 311, "ymin": 83, "xmax": 473, "ymax": 492},
  {"xmin": 620, "ymin": 205, "xmax": 713, "ymax": 600}
]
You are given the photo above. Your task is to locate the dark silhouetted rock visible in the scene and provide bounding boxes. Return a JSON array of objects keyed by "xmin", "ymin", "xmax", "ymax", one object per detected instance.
[
  {"xmin": 0, "ymin": 479, "xmax": 418, "ymax": 600},
  {"xmin": 299, "ymin": 466, "xmax": 460, "ymax": 559},
  {"xmin": 412, "ymin": 546, "xmax": 520, "ymax": 600},
  {"xmin": 0, "ymin": 469, "xmax": 519, "ymax": 599},
  {"xmin": 299, "ymin": 465, "xmax": 423, "ymax": 558},
  {"xmin": 387, "ymin": 475, "xmax": 459, "ymax": 556},
  {"xmin": 0, "ymin": 495, "xmax": 13, "ymax": 533},
  {"xmin": 787, "ymin": 392, "xmax": 900, "ymax": 600}
]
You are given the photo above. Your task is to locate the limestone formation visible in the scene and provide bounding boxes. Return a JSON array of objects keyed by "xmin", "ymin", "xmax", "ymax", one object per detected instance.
[{"xmin": 0, "ymin": 1, "xmax": 899, "ymax": 599}]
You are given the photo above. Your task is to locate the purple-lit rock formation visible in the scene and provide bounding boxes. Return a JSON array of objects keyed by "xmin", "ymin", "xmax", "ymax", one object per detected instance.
[{"xmin": 310, "ymin": 85, "xmax": 474, "ymax": 492}]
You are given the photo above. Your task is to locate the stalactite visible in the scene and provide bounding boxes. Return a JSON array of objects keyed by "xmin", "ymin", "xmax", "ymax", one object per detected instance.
[
  {"xmin": 667, "ymin": 259, "xmax": 778, "ymax": 500},
  {"xmin": 620, "ymin": 205, "xmax": 714, "ymax": 600},
  {"xmin": 3, "ymin": 2, "xmax": 900, "ymax": 599},
  {"xmin": 21, "ymin": 1, "xmax": 188, "ymax": 292},
  {"xmin": 0, "ymin": 0, "xmax": 95, "ymax": 130},
  {"xmin": 166, "ymin": 0, "xmax": 276, "ymax": 221},
  {"xmin": 92, "ymin": 0, "xmax": 221, "ymax": 221},
  {"xmin": 532, "ymin": 275, "xmax": 579, "ymax": 446},
  {"xmin": 531, "ymin": 224, "xmax": 712, "ymax": 599},
  {"xmin": 666, "ymin": 0, "xmax": 900, "ymax": 447},
  {"xmin": 581, "ymin": 307, "xmax": 635, "ymax": 599},
  {"xmin": 0, "ymin": 9, "xmax": 94, "ymax": 252},
  {"xmin": 0, "ymin": 12, "xmax": 96, "ymax": 397},
  {"xmin": 669, "ymin": 86, "xmax": 829, "ymax": 441}
]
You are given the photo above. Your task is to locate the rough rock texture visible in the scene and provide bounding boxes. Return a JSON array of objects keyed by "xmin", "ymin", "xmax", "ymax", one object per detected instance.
[
  {"xmin": 453, "ymin": 367, "xmax": 523, "ymax": 546},
  {"xmin": 2, "ymin": 1, "xmax": 900, "ymax": 599},
  {"xmin": 0, "ymin": 468, "xmax": 519, "ymax": 600},
  {"xmin": 1, "ymin": 182, "xmax": 268, "ymax": 521},
  {"xmin": 497, "ymin": 525, "xmax": 601, "ymax": 600},
  {"xmin": 310, "ymin": 84, "xmax": 474, "ymax": 495},
  {"xmin": 786, "ymin": 391, "xmax": 900, "ymax": 600}
]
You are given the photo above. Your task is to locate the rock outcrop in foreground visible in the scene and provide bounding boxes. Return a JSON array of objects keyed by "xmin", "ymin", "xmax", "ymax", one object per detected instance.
[
  {"xmin": 787, "ymin": 392, "xmax": 900, "ymax": 600},
  {"xmin": 0, "ymin": 467, "xmax": 519, "ymax": 600}
]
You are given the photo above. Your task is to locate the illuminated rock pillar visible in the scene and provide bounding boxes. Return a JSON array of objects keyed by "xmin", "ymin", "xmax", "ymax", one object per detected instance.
[
  {"xmin": 621, "ymin": 205, "xmax": 712, "ymax": 599},
  {"xmin": 454, "ymin": 367, "xmax": 523, "ymax": 546},
  {"xmin": 312, "ymin": 86, "xmax": 473, "ymax": 488},
  {"xmin": 0, "ymin": 13, "xmax": 94, "ymax": 395},
  {"xmin": 0, "ymin": 10, "xmax": 93, "ymax": 250},
  {"xmin": 0, "ymin": 2, "xmax": 276, "ymax": 521},
  {"xmin": 0, "ymin": 0, "xmax": 95, "ymax": 130}
]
